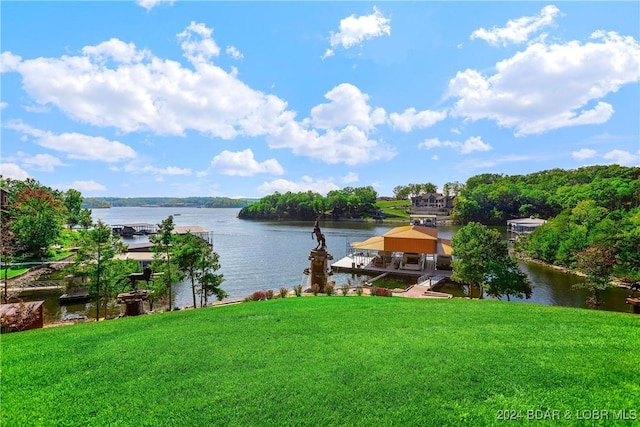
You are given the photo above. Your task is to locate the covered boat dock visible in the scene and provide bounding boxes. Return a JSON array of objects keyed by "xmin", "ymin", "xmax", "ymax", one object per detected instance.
[{"xmin": 331, "ymin": 225, "xmax": 453, "ymax": 280}]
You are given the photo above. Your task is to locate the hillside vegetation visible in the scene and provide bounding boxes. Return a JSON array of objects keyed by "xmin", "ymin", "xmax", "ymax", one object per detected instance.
[
  {"xmin": 2, "ymin": 298, "xmax": 639, "ymax": 426},
  {"xmin": 452, "ymin": 165, "xmax": 640, "ymax": 281},
  {"xmin": 238, "ymin": 186, "xmax": 378, "ymax": 220}
]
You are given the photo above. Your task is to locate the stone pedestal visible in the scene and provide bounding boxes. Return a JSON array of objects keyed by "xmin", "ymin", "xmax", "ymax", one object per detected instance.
[
  {"xmin": 117, "ymin": 290, "xmax": 153, "ymax": 316},
  {"xmin": 305, "ymin": 249, "xmax": 334, "ymax": 293}
]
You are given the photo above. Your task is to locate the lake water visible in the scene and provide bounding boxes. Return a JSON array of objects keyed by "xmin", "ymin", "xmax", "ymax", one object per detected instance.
[{"xmin": 27, "ymin": 207, "xmax": 636, "ymax": 321}]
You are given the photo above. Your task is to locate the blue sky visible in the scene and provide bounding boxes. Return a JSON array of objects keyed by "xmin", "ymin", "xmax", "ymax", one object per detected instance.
[{"xmin": 1, "ymin": 1, "xmax": 639, "ymax": 198}]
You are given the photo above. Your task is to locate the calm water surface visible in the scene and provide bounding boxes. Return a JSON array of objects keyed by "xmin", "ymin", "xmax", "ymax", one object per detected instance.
[{"xmin": 31, "ymin": 207, "xmax": 635, "ymax": 321}]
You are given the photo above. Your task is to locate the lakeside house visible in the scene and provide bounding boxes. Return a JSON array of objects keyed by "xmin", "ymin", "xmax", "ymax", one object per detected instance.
[{"xmin": 407, "ymin": 192, "xmax": 455, "ymax": 223}]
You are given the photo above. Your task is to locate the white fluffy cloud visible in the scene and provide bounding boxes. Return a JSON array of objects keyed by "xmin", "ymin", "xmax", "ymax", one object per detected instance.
[
  {"xmin": 602, "ymin": 149, "xmax": 639, "ymax": 166},
  {"xmin": 308, "ymin": 83, "xmax": 386, "ymax": 130},
  {"xmin": 226, "ymin": 45, "xmax": 244, "ymax": 60},
  {"xmin": 418, "ymin": 136, "xmax": 492, "ymax": 154},
  {"xmin": 136, "ymin": 0, "xmax": 174, "ymax": 12},
  {"xmin": 269, "ymin": 122, "xmax": 396, "ymax": 165},
  {"xmin": 20, "ymin": 153, "xmax": 67, "ymax": 172},
  {"xmin": 211, "ymin": 149, "xmax": 284, "ymax": 176},
  {"xmin": 389, "ymin": 108, "xmax": 447, "ymax": 132},
  {"xmin": 341, "ymin": 172, "xmax": 359, "ymax": 184},
  {"xmin": 323, "ymin": 6, "xmax": 391, "ymax": 58},
  {"xmin": 448, "ymin": 31, "xmax": 640, "ymax": 136},
  {"xmin": 67, "ymin": 180, "xmax": 107, "ymax": 192},
  {"xmin": 0, "ymin": 163, "xmax": 29, "ymax": 180},
  {"xmin": 257, "ymin": 176, "xmax": 339, "ymax": 195},
  {"xmin": 5, "ymin": 121, "xmax": 137, "ymax": 162},
  {"xmin": 1, "ymin": 23, "xmax": 294, "ymax": 139},
  {"xmin": 572, "ymin": 148, "xmax": 597, "ymax": 160},
  {"xmin": 471, "ymin": 5, "xmax": 560, "ymax": 46}
]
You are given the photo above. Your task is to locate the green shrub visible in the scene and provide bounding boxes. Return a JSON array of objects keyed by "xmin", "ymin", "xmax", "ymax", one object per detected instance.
[
  {"xmin": 266, "ymin": 289, "xmax": 274, "ymax": 300},
  {"xmin": 325, "ymin": 284, "xmax": 335, "ymax": 296},
  {"xmin": 294, "ymin": 284, "xmax": 303, "ymax": 297},
  {"xmin": 311, "ymin": 283, "xmax": 320, "ymax": 296},
  {"xmin": 279, "ymin": 287, "xmax": 288, "ymax": 298},
  {"xmin": 355, "ymin": 285, "xmax": 363, "ymax": 296},
  {"xmin": 340, "ymin": 283, "xmax": 350, "ymax": 296},
  {"xmin": 369, "ymin": 286, "xmax": 377, "ymax": 296}
]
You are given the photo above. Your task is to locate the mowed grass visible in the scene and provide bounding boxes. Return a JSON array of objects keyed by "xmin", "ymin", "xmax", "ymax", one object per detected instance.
[
  {"xmin": 2, "ymin": 297, "xmax": 639, "ymax": 426},
  {"xmin": 376, "ymin": 199, "xmax": 410, "ymax": 220}
]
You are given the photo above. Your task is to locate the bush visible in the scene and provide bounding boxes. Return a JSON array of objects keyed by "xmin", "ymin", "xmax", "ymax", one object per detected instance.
[
  {"xmin": 355, "ymin": 286, "xmax": 364, "ymax": 296},
  {"xmin": 279, "ymin": 287, "xmax": 288, "ymax": 298},
  {"xmin": 311, "ymin": 283, "xmax": 320, "ymax": 296},
  {"xmin": 340, "ymin": 283, "xmax": 350, "ymax": 296},
  {"xmin": 251, "ymin": 291, "xmax": 267, "ymax": 301},
  {"xmin": 294, "ymin": 285, "xmax": 303, "ymax": 297},
  {"xmin": 369, "ymin": 286, "xmax": 377, "ymax": 297},
  {"xmin": 266, "ymin": 289, "xmax": 274, "ymax": 300},
  {"xmin": 325, "ymin": 284, "xmax": 335, "ymax": 296}
]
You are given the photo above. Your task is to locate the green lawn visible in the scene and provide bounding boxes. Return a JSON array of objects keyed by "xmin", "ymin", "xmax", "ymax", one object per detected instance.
[
  {"xmin": 2, "ymin": 298, "xmax": 639, "ymax": 426},
  {"xmin": 376, "ymin": 199, "xmax": 410, "ymax": 219}
]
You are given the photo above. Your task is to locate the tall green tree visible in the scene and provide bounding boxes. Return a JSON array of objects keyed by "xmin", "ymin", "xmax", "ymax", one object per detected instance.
[
  {"xmin": 74, "ymin": 220, "xmax": 128, "ymax": 321},
  {"xmin": 167, "ymin": 230, "xmax": 226, "ymax": 308},
  {"xmin": 173, "ymin": 232, "xmax": 203, "ymax": 308},
  {"xmin": 452, "ymin": 222, "xmax": 531, "ymax": 300},
  {"xmin": 63, "ymin": 189, "xmax": 84, "ymax": 229},
  {"xmin": 574, "ymin": 242, "xmax": 617, "ymax": 309},
  {"xmin": 150, "ymin": 215, "xmax": 179, "ymax": 311},
  {"xmin": 10, "ymin": 187, "xmax": 66, "ymax": 257}
]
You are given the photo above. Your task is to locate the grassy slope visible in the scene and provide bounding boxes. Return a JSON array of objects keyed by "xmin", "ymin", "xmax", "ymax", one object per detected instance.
[
  {"xmin": 2, "ymin": 298, "xmax": 639, "ymax": 426},
  {"xmin": 376, "ymin": 199, "xmax": 410, "ymax": 220}
]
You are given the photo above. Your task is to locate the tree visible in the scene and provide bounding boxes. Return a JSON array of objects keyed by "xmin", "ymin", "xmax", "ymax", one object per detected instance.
[
  {"xmin": 63, "ymin": 189, "xmax": 84, "ymax": 229},
  {"xmin": 452, "ymin": 222, "xmax": 531, "ymax": 300},
  {"xmin": 10, "ymin": 188, "xmax": 66, "ymax": 257},
  {"xmin": 574, "ymin": 242, "xmax": 617, "ymax": 309},
  {"xmin": 74, "ymin": 220, "xmax": 128, "ymax": 321},
  {"xmin": 198, "ymin": 243, "xmax": 225, "ymax": 306},
  {"xmin": 0, "ymin": 223, "xmax": 24, "ymax": 303},
  {"xmin": 166, "ymin": 229, "xmax": 226, "ymax": 309},
  {"xmin": 150, "ymin": 215, "xmax": 179, "ymax": 311},
  {"xmin": 173, "ymin": 232, "xmax": 204, "ymax": 308}
]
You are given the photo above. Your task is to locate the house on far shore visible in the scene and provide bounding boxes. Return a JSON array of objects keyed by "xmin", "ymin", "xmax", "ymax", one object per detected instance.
[
  {"xmin": 407, "ymin": 192, "xmax": 455, "ymax": 223},
  {"xmin": 507, "ymin": 217, "xmax": 547, "ymax": 234}
]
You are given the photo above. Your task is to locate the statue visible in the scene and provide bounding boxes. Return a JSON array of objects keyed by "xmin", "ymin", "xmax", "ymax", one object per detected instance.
[
  {"xmin": 312, "ymin": 218, "xmax": 326, "ymax": 251},
  {"xmin": 118, "ymin": 267, "xmax": 153, "ymax": 292}
]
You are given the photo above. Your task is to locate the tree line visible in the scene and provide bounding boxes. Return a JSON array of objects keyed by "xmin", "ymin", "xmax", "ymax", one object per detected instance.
[
  {"xmin": 451, "ymin": 164, "xmax": 640, "ymax": 224},
  {"xmin": 237, "ymin": 186, "xmax": 379, "ymax": 220}
]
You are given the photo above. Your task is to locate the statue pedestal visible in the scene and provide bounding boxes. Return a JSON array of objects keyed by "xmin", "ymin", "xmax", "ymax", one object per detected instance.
[
  {"xmin": 117, "ymin": 290, "xmax": 153, "ymax": 316},
  {"xmin": 305, "ymin": 249, "xmax": 334, "ymax": 293}
]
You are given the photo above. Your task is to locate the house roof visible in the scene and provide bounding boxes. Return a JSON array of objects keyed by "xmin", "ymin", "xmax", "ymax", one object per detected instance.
[
  {"xmin": 382, "ymin": 225, "xmax": 438, "ymax": 239},
  {"xmin": 351, "ymin": 225, "xmax": 450, "ymax": 255},
  {"xmin": 351, "ymin": 236, "xmax": 385, "ymax": 251},
  {"xmin": 173, "ymin": 226, "xmax": 210, "ymax": 234}
]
